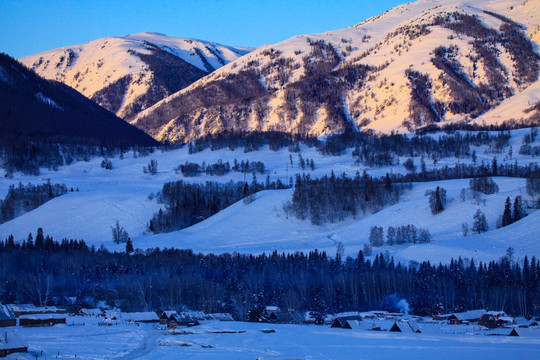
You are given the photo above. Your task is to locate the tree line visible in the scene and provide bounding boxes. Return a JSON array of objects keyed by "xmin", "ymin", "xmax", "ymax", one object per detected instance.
[
  {"xmin": 287, "ymin": 171, "xmax": 410, "ymax": 225},
  {"xmin": 149, "ymin": 177, "xmax": 289, "ymax": 233},
  {"xmin": 0, "ymin": 181, "xmax": 68, "ymax": 224},
  {"xmin": 0, "ymin": 231, "xmax": 539, "ymax": 318}
]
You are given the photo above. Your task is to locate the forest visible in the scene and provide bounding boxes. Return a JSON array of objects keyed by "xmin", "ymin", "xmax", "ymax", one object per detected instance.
[
  {"xmin": 0, "ymin": 181, "xmax": 68, "ymax": 224},
  {"xmin": 148, "ymin": 177, "xmax": 289, "ymax": 233},
  {"xmin": 0, "ymin": 231, "xmax": 538, "ymax": 319}
]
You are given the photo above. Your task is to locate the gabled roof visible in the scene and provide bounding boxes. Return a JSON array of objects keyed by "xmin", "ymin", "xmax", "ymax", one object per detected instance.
[
  {"xmin": 8, "ymin": 304, "xmax": 64, "ymax": 314},
  {"xmin": 390, "ymin": 320, "xmax": 421, "ymax": 333},
  {"xmin": 79, "ymin": 308, "xmax": 104, "ymax": 316},
  {"xmin": 123, "ymin": 312, "xmax": 159, "ymax": 322},
  {"xmin": 509, "ymin": 327, "xmax": 540, "ymax": 337},
  {"xmin": 452, "ymin": 310, "xmax": 486, "ymax": 321},
  {"xmin": 332, "ymin": 315, "xmax": 364, "ymax": 328},
  {"xmin": 0, "ymin": 304, "xmax": 16, "ymax": 320},
  {"xmin": 19, "ymin": 314, "xmax": 66, "ymax": 320},
  {"xmin": 344, "ymin": 320, "xmax": 366, "ymax": 330},
  {"xmin": 8, "ymin": 304, "xmax": 37, "ymax": 312},
  {"xmin": 0, "ymin": 331, "xmax": 28, "ymax": 350}
]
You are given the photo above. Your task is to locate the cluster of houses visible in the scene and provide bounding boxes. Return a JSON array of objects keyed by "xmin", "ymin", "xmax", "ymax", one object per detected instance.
[
  {"xmin": 0, "ymin": 302, "xmax": 237, "ymax": 357},
  {"xmin": 329, "ymin": 309, "xmax": 539, "ymax": 336},
  {"xmin": 1, "ymin": 302, "xmax": 539, "ymax": 357},
  {"xmin": 159, "ymin": 311, "xmax": 234, "ymax": 328},
  {"xmin": 1, "ymin": 303, "xmax": 71, "ymax": 357}
]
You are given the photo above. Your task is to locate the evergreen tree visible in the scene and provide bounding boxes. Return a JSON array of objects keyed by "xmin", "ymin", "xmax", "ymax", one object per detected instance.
[
  {"xmin": 35, "ymin": 227, "xmax": 45, "ymax": 249},
  {"xmin": 513, "ymin": 196, "xmax": 524, "ymax": 222},
  {"xmin": 429, "ymin": 186, "xmax": 445, "ymax": 214},
  {"xmin": 125, "ymin": 238, "xmax": 134, "ymax": 254},
  {"xmin": 501, "ymin": 197, "xmax": 513, "ymax": 227},
  {"xmin": 472, "ymin": 209, "xmax": 488, "ymax": 233}
]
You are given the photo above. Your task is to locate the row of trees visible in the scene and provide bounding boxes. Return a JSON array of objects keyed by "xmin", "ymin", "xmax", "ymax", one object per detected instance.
[
  {"xmin": 0, "ymin": 181, "xmax": 68, "ymax": 224},
  {"xmin": 1, "ymin": 231, "xmax": 539, "ymax": 317},
  {"xmin": 149, "ymin": 177, "xmax": 289, "ymax": 233},
  {"xmin": 288, "ymin": 171, "xmax": 410, "ymax": 224},
  {"xmin": 369, "ymin": 224, "xmax": 432, "ymax": 247}
]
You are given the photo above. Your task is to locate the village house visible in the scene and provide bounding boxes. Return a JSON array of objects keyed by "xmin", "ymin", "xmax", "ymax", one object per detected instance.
[
  {"xmin": 0, "ymin": 305, "xmax": 16, "ymax": 328},
  {"xmin": 79, "ymin": 308, "xmax": 104, "ymax": 317},
  {"xmin": 508, "ymin": 327, "xmax": 540, "ymax": 337},
  {"xmin": 159, "ymin": 311, "xmax": 178, "ymax": 325},
  {"xmin": 446, "ymin": 310, "xmax": 486, "ymax": 325},
  {"xmin": 8, "ymin": 304, "xmax": 66, "ymax": 317},
  {"xmin": 0, "ymin": 331, "xmax": 28, "ymax": 357},
  {"xmin": 263, "ymin": 306, "xmax": 294, "ymax": 323},
  {"xmin": 19, "ymin": 314, "xmax": 66, "ymax": 327},
  {"xmin": 165, "ymin": 311, "xmax": 235, "ymax": 328},
  {"xmin": 389, "ymin": 320, "xmax": 422, "ymax": 333},
  {"xmin": 331, "ymin": 315, "xmax": 364, "ymax": 329},
  {"xmin": 123, "ymin": 312, "xmax": 160, "ymax": 323},
  {"xmin": 478, "ymin": 311, "xmax": 514, "ymax": 329}
]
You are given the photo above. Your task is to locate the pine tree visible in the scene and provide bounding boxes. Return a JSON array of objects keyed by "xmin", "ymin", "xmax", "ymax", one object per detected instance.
[
  {"xmin": 35, "ymin": 227, "xmax": 45, "ymax": 249},
  {"xmin": 472, "ymin": 209, "xmax": 488, "ymax": 233},
  {"xmin": 429, "ymin": 186, "xmax": 444, "ymax": 214},
  {"xmin": 501, "ymin": 197, "xmax": 513, "ymax": 227},
  {"xmin": 513, "ymin": 196, "xmax": 524, "ymax": 222},
  {"xmin": 125, "ymin": 238, "xmax": 134, "ymax": 254}
]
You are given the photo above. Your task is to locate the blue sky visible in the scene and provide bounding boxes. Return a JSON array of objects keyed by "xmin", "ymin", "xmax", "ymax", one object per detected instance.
[{"xmin": 1, "ymin": 0, "xmax": 406, "ymax": 58}]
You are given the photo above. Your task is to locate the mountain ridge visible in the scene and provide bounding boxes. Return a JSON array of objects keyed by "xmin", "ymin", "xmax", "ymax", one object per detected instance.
[
  {"xmin": 131, "ymin": 0, "xmax": 540, "ymax": 143},
  {"xmin": 0, "ymin": 53, "xmax": 157, "ymax": 146},
  {"xmin": 19, "ymin": 32, "xmax": 253, "ymax": 121}
]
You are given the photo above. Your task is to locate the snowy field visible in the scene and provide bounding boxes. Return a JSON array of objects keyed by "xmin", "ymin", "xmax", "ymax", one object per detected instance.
[
  {"xmin": 0, "ymin": 128, "xmax": 539, "ymax": 263},
  {"xmin": 6, "ymin": 316, "xmax": 540, "ymax": 360}
]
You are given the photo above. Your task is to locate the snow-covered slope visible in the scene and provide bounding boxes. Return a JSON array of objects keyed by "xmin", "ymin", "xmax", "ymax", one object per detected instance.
[
  {"xmin": 0, "ymin": 53, "xmax": 157, "ymax": 146},
  {"xmin": 0, "ymin": 128, "xmax": 538, "ymax": 264},
  {"xmin": 20, "ymin": 32, "xmax": 252, "ymax": 120},
  {"xmin": 132, "ymin": 0, "xmax": 540, "ymax": 143}
]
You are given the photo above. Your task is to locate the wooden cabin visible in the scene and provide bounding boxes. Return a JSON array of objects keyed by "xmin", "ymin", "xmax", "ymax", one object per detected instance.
[
  {"xmin": 8, "ymin": 304, "xmax": 65, "ymax": 317},
  {"xmin": 0, "ymin": 331, "xmax": 28, "ymax": 357},
  {"xmin": 19, "ymin": 314, "xmax": 66, "ymax": 327},
  {"xmin": 123, "ymin": 312, "xmax": 160, "ymax": 323},
  {"xmin": 159, "ymin": 311, "xmax": 177, "ymax": 325},
  {"xmin": 389, "ymin": 320, "xmax": 421, "ymax": 334},
  {"xmin": 0, "ymin": 305, "xmax": 16, "ymax": 328},
  {"xmin": 509, "ymin": 327, "xmax": 540, "ymax": 337},
  {"xmin": 331, "ymin": 315, "xmax": 364, "ymax": 329},
  {"xmin": 447, "ymin": 310, "xmax": 486, "ymax": 325},
  {"xmin": 79, "ymin": 308, "xmax": 104, "ymax": 317}
]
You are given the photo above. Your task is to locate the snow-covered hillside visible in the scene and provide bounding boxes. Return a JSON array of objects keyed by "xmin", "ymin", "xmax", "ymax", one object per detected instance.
[
  {"xmin": 132, "ymin": 0, "xmax": 540, "ymax": 143},
  {"xmin": 20, "ymin": 32, "xmax": 252, "ymax": 120},
  {"xmin": 0, "ymin": 128, "xmax": 538, "ymax": 264}
]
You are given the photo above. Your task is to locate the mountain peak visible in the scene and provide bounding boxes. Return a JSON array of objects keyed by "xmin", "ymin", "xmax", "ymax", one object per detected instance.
[
  {"xmin": 19, "ymin": 33, "xmax": 252, "ymax": 121},
  {"xmin": 132, "ymin": 0, "xmax": 540, "ymax": 143}
]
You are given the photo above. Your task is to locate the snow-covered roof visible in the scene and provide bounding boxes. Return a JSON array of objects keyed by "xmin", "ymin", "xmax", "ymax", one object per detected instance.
[
  {"xmin": 390, "ymin": 320, "xmax": 420, "ymax": 333},
  {"xmin": 161, "ymin": 311, "xmax": 177, "ymax": 318},
  {"xmin": 509, "ymin": 327, "xmax": 540, "ymax": 337},
  {"xmin": 8, "ymin": 304, "xmax": 37, "ymax": 312},
  {"xmin": 8, "ymin": 304, "xmax": 64, "ymax": 314},
  {"xmin": 485, "ymin": 311, "xmax": 507, "ymax": 317},
  {"xmin": 265, "ymin": 306, "xmax": 279, "ymax": 312},
  {"xmin": 123, "ymin": 312, "xmax": 159, "ymax": 322},
  {"xmin": 79, "ymin": 308, "xmax": 104, "ymax": 316},
  {"xmin": 0, "ymin": 330, "xmax": 27, "ymax": 350},
  {"xmin": 19, "ymin": 313, "xmax": 66, "ymax": 320},
  {"xmin": 452, "ymin": 310, "xmax": 486, "ymax": 321},
  {"xmin": 0, "ymin": 304, "xmax": 16, "ymax": 320}
]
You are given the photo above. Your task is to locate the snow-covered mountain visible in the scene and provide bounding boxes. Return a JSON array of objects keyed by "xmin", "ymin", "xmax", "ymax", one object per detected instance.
[
  {"xmin": 131, "ymin": 0, "xmax": 540, "ymax": 143},
  {"xmin": 20, "ymin": 32, "xmax": 252, "ymax": 120}
]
